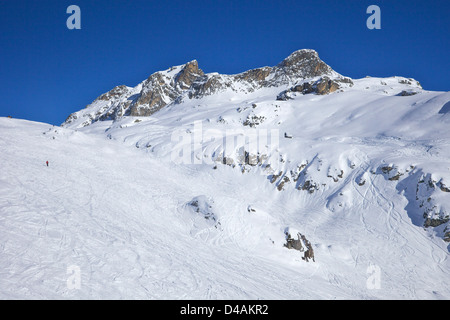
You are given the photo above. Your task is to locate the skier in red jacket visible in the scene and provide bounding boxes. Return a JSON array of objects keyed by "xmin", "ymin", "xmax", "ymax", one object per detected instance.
[{"xmin": 46, "ymin": 161, "xmax": 49, "ymax": 167}]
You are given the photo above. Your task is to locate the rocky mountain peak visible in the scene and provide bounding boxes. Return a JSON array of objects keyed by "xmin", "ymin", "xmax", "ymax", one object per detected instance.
[
  {"xmin": 174, "ymin": 60, "xmax": 204, "ymax": 90},
  {"xmin": 96, "ymin": 85, "xmax": 131, "ymax": 102},
  {"xmin": 62, "ymin": 49, "xmax": 343, "ymax": 128},
  {"xmin": 279, "ymin": 49, "xmax": 319, "ymax": 65},
  {"xmin": 184, "ymin": 59, "xmax": 201, "ymax": 73},
  {"xmin": 274, "ymin": 49, "xmax": 333, "ymax": 80}
]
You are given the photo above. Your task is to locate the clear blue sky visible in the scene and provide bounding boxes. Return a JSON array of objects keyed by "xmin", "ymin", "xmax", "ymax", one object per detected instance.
[{"xmin": 0, "ymin": 0, "xmax": 449, "ymax": 125}]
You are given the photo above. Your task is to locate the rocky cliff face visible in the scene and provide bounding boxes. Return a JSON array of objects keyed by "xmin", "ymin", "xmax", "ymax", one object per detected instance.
[
  {"xmin": 277, "ymin": 76, "xmax": 354, "ymax": 100},
  {"xmin": 271, "ymin": 49, "xmax": 334, "ymax": 83},
  {"xmin": 63, "ymin": 85, "xmax": 137, "ymax": 127},
  {"xmin": 62, "ymin": 49, "xmax": 347, "ymax": 128}
]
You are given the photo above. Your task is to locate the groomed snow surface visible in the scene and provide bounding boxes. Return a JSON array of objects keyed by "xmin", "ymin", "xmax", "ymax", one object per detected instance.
[{"xmin": 1, "ymin": 77, "xmax": 450, "ymax": 299}]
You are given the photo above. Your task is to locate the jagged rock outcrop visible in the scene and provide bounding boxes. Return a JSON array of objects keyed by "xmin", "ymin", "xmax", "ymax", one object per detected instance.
[
  {"xmin": 380, "ymin": 165, "xmax": 404, "ymax": 181},
  {"xmin": 243, "ymin": 113, "xmax": 266, "ymax": 127},
  {"xmin": 234, "ymin": 67, "xmax": 272, "ymax": 86},
  {"xmin": 96, "ymin": 85, "xmax": 130, "ymax": 101},
  {"xmin": 273, "ymin": 49, "xmax": 333, "ymax": 81},
  {"xmin": 175, "ymin": 60, "xmax": 204, "ymax": 90},
  {"xmin": 129, "ymin": 60, "xmax": 205, "ymax": 117},
  {"xmin": 284, "ymin": 230, "xmax": 315, "ymax": 262},
  {"xmin": 444, "ymin": 227, "xmax": 450, "ymax": 242},
  {"xmin": 62, "ymin": 49, "xmax": 343, "ymax": 128},
  {"xmin": 284, "ymin": 232, "xmax": 304, "ymax": 251},
  {"xmin": 63, "ymin": 85, "xmax": 136, "ymax": 127},
  {"xmin": 415, "ymin": 175, "xmax": 450, "ymax": 229},
  {"xmin": 277, "ymin": 76, "xmax": 353, "ymax": 100},
  {"xmin": 398, "ymin": 90, "xmax": 419, "ymax": 96},
  {"xmin": 186, "ymin": 195, "xmax": 222, "ymax": 230}
]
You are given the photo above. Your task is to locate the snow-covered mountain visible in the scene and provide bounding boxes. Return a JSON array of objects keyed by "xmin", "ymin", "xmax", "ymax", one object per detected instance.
[
  {"xmin": 1, "ymin": 50, "xmax": 449, "ymax": 299},
  {"xmin": 62, "ymin": 49, "xmax": 351, "ymax": 128}
]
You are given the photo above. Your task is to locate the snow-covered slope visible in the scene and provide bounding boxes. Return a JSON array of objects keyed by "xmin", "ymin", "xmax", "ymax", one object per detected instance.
[
  {"xmin": 1, "ymin": 117, "xmax": 449, "ymax": 299},
  {"xmin": 1, "ymin": 50, "xmax": 450, "ymax": 299}
]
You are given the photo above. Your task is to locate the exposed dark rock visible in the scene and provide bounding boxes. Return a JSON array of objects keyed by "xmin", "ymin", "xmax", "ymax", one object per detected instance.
[
  {"xmin": 130, "ymin": 72, "xmax": 180, "ymax": 116},
  {"xmin": 276, "ymin": 91, "xmax": 291, "ymax": 101},
  {"xmin": 389, "ymin": 172, "xmax": 403, "ymax": 181},
  {"xmin": 291, "ymin": 163, "xmax": 308, "ymax": 183},
  {"xmin": 301, "ymin": 234, "xmax": 315, "ymax": 262},
  {"xmin": 277, "ymin": 176, "xmax": 290, "ymax": 191},
  {"xmin": 221, "ymin": 156, "xmax": 235, "ymax": 166},
  {"xmin": 96, "ymin": 85, "xmax": 130, "ymax": 101},
  {"xmin": 243, "ymin": 151, "xmax": 259, "ymax": 166},
  {"xmin": 187, "ymin": 196, "xmax": 221, "ymax": 229},
  {"xmin": 423, "ymin": 217, "xmax": 449, "ymax": 228},
  {"xmin": 274, "ymin": 50, "xmax": 332, "ymax": 81},
  {"xmin": 315, "ymin": 77, "xmax": 340, "ymax": 95},
  {"xmin": 243, "ymin": 114, "xmax": 266, "ymax": 127},
  {"xmin": 270, "ymin": 171, "xmax": 283, "ymax": 184},
  {"xmin": 189, "ymin": 74, "xmax": 230, "ymax": 99},
  {"xmin": 380, "ymin": 165, "xmax": 404, "ymax": 181},
  {"xmin": 284, "ymin": 232, "xmax": 304, "ymax": 252},
  {"xmin": 300, "ymin": 180, "xmax": 319, "ymax": 193},
  {"xmin": 285, "ymin": 231, "xmax": 314, "ymax": 262},
  {"xmin": 398, "ymin": 79, "xmax": 412, "ymax": 85},
  {"xmin": 233, "ymin": 67, "xmax": 272, "ymax": 84},
  {"xmin": 444, "ymin": 227, "xmax": 450, "ymax": 242},
  {"xmin": 174, "ymin": 60, "xmax": 204, "ymax": 90},
  {"xmin": 439, "ymin": 182, "xmax": 450, "ymax": 193},
  {"xmin": 277, "ymin": 76, "xmax": 350, "ymax": 100},
  {"xmin": 398, "ymin": 90, "xmax": 418, "ymax": 96},
  {"xmin": 328, "ymin": 169, "xmax": 344, "ymax": 182}
]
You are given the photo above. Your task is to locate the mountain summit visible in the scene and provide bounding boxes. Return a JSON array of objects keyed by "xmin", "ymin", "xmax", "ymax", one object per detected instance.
[{"xmin": 63, "ymin": 49, "xmax": 351, "ymax": 128}]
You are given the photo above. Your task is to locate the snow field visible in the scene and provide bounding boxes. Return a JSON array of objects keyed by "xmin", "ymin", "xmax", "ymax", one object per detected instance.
[{"xmin": 1, "ymin": 116, "xmax": 449, "ymax": 299}]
